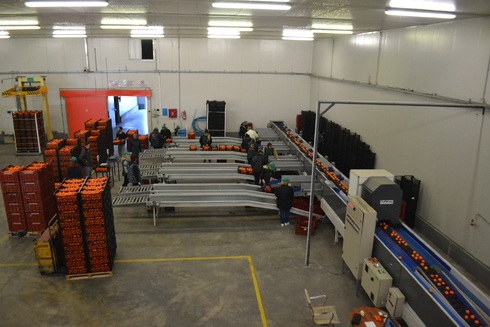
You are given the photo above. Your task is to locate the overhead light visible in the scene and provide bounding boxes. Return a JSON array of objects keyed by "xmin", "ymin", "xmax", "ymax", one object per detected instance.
[
  {"xmin": 101, "ymin": 18, "xmax": 147, "ymax": 26},
  {"xmin": 208, "ymin": 20, "xmax": 253, "ymax": 28},
  {"xmin": 53, "ymin": 34, "xmax": 87, "ymax": 38},
  {"xmin": 0, "ymin": 31, "xmax": 10, "ymax": 39},
  {"xmin": 53, "ymin": 25, "xmax": 86, "ymax": 30},
  {"xmin": 212, "ymin": 2, "xmax": 291, "ymax": 10},
  {"xmin": 385, "ymin": 9, "xmax": 456, "ymax": 19},
  {"xmin": 388, "ymin": 0, "xmax": 455, "ymax": 12},
  {"xmin": 53, "ymin": 30, "xmax": 86, "ymax": 35},
  {"xmin": 312, "ymin": 29, "xmax": 353, "ymax": 35},
  {"xmin": 0, "ymin": 26, "xmax": 41, "ymax": 30},
  {"xmin": 131, "ymin": 27, "xmax": 164, "ymax": 38},
  {"xmin": 25, "ymin": 1, "xmax": 108, "ymax": 7},
  {"xmin": 311, "ymin": 23, "xmax": 353, "ymax": 31},
  {"xmin": 208, "ymin": 27, "xmax": 252, "ymax": 33},
  {"xmin": 207, "ymin": 35, "xmax": 240, "ymax": 39},
  {"xmin": 282, "ymin": 37, "xmax": 313, "ymax": 41},
  {"xmin": 0, "ymin": 19, "xmax": 39, "ymax": 26}
]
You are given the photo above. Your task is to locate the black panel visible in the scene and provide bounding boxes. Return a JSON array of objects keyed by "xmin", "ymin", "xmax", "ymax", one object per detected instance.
[{"xmin": 141, "ymin": 40, "xmax": 153, "ymax": 60}]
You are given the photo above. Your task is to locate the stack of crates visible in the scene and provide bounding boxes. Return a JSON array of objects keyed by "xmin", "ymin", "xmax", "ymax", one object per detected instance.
[
  {"xmin": 74, "ymin": 129, "xmax": 90, "ymax": 147},
  {"xmin": 80, "ymin": 178, "xmax": 116, "ymax": 273},
  {"xmin": 55, "ymin": 177, "xmax": 117, "ymax": 277},
  {"xmin": 88, "ymin": 135, "xmax": 102, "ymax": 167},
  {"xmin": 55, "ymin": 179, "xmax": 87, "ymax": 275},
  {"xmin": 20, "ymin": 162, "xmax": 56, "ymax": 233},
  {"xmin": 58, "ymin": 144, "xmax": 78, "ymax": 180},
  {"xmin": 12, "ymin": 111, "xmax": 47, "ymax": 154},
  {"xmin": 97, "ymin": 118, "xmax": 113, "ymax": 158},
  {"xmin": 44, "ymin": 139, "xmax": 65, "ymax": 182},
  {"xmin": 0, "ymin": 165, "xmax": 27, "ymax": 232}
]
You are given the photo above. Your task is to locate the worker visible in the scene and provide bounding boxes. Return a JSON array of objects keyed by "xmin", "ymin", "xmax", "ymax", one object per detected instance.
[
  {"xmin": 274, "ymin": 177, "xmax": 294, "ymax": 227},
  {"xmin": 66, "ymin": 156, "xmax": 84, "ymax": 179},
  {"xmin": 127, "ymin": 155, "xmax": 142, "ymax": 186},
  {"xmin": 160, "ymin": 124, "xmax": 172, "ymax": 144},
  {"xmin": 78, "ymin": 143, "xmax": 92, "ymax": 178},
  {"xmin": 149, "ymin": 127, "xmax": 164, "ymax": 149},
  {"xmin": 130, "ymin": 133, "xmax": 141, "ymax": 163},
  {"xmin": 247, "ymin": 143, "xmax": 257, "ymax": 164},
  {"xmin": 239, "ymin": 121, "xmax": 248, "ymax": 139},
  {"xmin": 260, "ymin": 161, "xmax": 275, "ymax": 187},
  {"xmin": 114, "ymin": 126, "xmax": 127, "ymax": 157},
  {"xmin": 121, "ymin": 152, "xmax": 131, "ymax": 187},
  {"xmin": 199, "ymin": 129, "xmax": 212, "ymax": 148},
  {"xmin": 264, "ymin": 142, "xmax": 279, "ymax": 160},
  {"xmin": 245, "ymin": 126, "xmax": 259, "ymax": 141},
  {"xmin": 251, "ymin": 148, "xmax": 268, "ymax": 185},
  {"xmin": 241, "ymin": 134, "xmax": 252, "ymax": 150}
]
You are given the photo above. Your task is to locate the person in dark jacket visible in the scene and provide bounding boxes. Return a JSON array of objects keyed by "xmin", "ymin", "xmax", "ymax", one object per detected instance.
[
  {"xmin": 275, "ymin": 177, "xmax": 294, "ymax": 226},
  {"xmin": 127, "ymin": 159, "xmax": 142, "ymax": 186},
  {"xmin": 250, "ymin": 148, "xmax": 268, "ymax": 185},
  {"xmin": 264, "ymin": 142, "xmax": 279, "ymax": 160},
  {"xmin": 199, "ymin": 129, "xmax": 212, "ymax": 148},
  {"xmin": 260, "ymin": 161, "xmax": 275, "ymax": 186},
  {"xmin": 239, "ymin": 121, "xmax": 248, "ymax": 139},
  {"xmin": 66, "ymin": 156, "xmax": 84, "ymax": 178},
  {"xmin": 130, "ymin": 133, "xmax": 141, "ymax": 163},
  {"xmin": 149, "ymin": 127, "xmax": 164, "ymax": 148},
  {"xmin": 114, "ymin": 126, "xmax": 127, "ymax": 157},
  {"xmin": 78, "ymin": 143, "xmax": 92, "ymax": 178},
  {"xmin": 121, "ymin": 152, "xmax": 131, "ymax": 187},
  {"xmin": 160, "ymin": 124, "xmax": 172, "ymax": 144},
  {"xmin": 247, "ymin": 143, "xmax": 257, "ymax": 164}
]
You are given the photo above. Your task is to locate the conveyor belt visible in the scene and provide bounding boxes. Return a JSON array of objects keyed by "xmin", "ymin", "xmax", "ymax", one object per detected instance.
[{"xmin": 112, "ymin": 195, "xmax": 149, "ymax": 206}]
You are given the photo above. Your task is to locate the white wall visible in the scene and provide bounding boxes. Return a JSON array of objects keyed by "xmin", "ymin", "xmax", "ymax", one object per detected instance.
[
  {"xmin": 0, "ymin": 37, "xmax": 312, "ymax": 135},
  {"xmin": 311, "ymin": 17, "xmax": 490, "ymax": 267}
]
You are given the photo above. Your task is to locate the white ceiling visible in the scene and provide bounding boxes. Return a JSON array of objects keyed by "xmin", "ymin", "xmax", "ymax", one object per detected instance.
[{"xmin": 1, "ymin": 0, "xmax": 490, "ymax": 39}]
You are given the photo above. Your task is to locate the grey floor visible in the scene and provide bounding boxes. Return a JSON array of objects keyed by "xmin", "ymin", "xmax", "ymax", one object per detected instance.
[{"xmin": 0, "ymin": 143, "xmax": 376, "ymax": 327}]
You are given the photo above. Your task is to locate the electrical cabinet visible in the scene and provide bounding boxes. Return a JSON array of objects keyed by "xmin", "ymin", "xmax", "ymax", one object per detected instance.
[
  {"xmin": 386, "ymin": 287, "xmax": 405, "ymax": 318},
  {"xmin": 361, "ymin": 258, "xmax": 393, "ymax": 307},
  {"xmin": 342, "ymin": 195, "xmax": 377, "ymax": 280}
]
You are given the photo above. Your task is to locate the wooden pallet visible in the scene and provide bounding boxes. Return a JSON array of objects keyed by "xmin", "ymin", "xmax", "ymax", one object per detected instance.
[{"xmin": 66, "ymin": 271, "xmax": 113, "ymax": 281}]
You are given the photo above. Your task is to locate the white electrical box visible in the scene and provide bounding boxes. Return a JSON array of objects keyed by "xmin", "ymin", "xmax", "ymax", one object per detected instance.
[
  {"xmin": 361, "ymin": 258, "xmax": 393, "ymax": 307},
  {"xmin": 342, "ymin": 195, "xmax": 377, "ymax": 280},
  {"xmin": 348, "ymin": 169, "xmax": 394, "ymax": 196},
  {"xmin": 386, "ymin": 287, "xmax": 405, "ymax": 318}
]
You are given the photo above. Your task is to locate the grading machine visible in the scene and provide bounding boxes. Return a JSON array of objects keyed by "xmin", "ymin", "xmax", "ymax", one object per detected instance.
[{"xmin": 267, "ymin": 121, "xmax": 489, "ymax": 327}]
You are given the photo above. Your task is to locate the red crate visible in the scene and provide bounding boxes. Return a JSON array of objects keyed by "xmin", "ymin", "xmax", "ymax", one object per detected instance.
[
  {"xmin": 86, "ymin": 233, "xmax": 107, "ymax": 242},
  {"xmin": 294, "ymin": 216, "xmax": 317, "ymax": 236},
  {"xmin": 26, "ymin": 214, "xmax": 50, "ymax": 232},
  {"xmin": 5, "ymin": 201, "xmax": 24, "ymax": 213},
  {"xmin": 0, "ymin": 165, "xmax": 23, "ymax": 183},
  {"xmin": 64, "ymin": 251, "xmax": 86, "ymax": 261},
  {"xmin": 1, "ymin": 182, "xmax": 21, "ymax": 193},
  {"xmin": 2, "ymin": 191, "xmax": 23, "ymax": 203},
  {"xmin": 6, "ymin": 211, "xmax": 27, "ymax": 232},
  {"xmin": 90, "ymin": 264, "xmax": 111, "ymax": 273}
]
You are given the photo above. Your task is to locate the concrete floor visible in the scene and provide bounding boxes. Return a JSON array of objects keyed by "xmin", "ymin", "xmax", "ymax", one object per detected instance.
[{"xmin": 0, "ymin": 143, "xmax": 377, "ymax": 326}]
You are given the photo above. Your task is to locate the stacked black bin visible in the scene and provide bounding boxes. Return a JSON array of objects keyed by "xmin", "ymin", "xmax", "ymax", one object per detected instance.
[
  {"xmin": 206, "ymin": 100, "xmax": 226, "ymax": 137},
  {"xmin": 395, "ymin": 175, "xmax": 420, "ymax": 228}
]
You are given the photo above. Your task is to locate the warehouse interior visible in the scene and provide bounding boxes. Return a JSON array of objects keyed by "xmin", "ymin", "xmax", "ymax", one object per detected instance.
[{"xmin": 0, "ymin": 1, "xmax": 490, "ymax": 326}]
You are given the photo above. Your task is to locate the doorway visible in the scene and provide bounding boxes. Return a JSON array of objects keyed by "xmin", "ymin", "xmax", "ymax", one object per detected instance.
[{"xmin": 108, "ymin": 96, "xmax": 148, "ymax": 136}]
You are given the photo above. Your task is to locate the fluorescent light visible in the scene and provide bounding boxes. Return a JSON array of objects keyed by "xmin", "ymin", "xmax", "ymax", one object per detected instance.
[
  {"xmin": 283, "ymin": 29, "xmax": 313, "ymax": 38},
  {"xmin": 0, "ymin": 31, "xmax": 10, "ymax": 39},
  {"xmin": 207, "ymin": 27, "xmax": 252, "ymax": 34},
  {"xmin": 311, "ymin": 23, "xmax": 353, "ymax": 30},
  {"xmin": 131, "ymin": 34, "xmax": 164, "ymax": 38},
  {"xmin": 53, "ymin": 30, "xmax": 86, "ymax": 35},
  {"xmin": 0, "ymin": 26, "xmax": 41, "ymax": 30},
  {"xmin": 207, "ymin": 35, "xmax": 240, "ymax": 39},
  {"xmin": 0, "ymin": 19, "xmax": 39, "ymax": 26},
  {"xmin": 385, "ymin": 9, "xmax": 455, "ymax": 19},
  {"xmin": 26, "ymin": 1, "xmax": 108, "ymax": 7},
  {"xmin": 53, "ymin": 25, "xmax": 86, "ymax": 30},
  {"xmin": 208, "ymin": 20, "xmax": 253, "ymax": 28},
  {"xmin": 101, "ymin": 18, "xmax": 147, "ymax": 25},
  {"xmin": 389, "ymin": 0, "xmax": 455, "ymax": 12},
  {"xmin": 212, "ymin": 2, "xmax": 291, "ymax": 10},
  {"xmin": 131, "ymin": 27, "xmax": 164, "ymax": 38},
  {"xmin": 282, "ymin": 37, "xmax": 313, "ymax": 41},
  {"xmin": 53, "ymin": 34, "xmax": 87, "ymax": 38},
  {"xmin": 312, "ymin": 29, "xmax": 353, "ymax": 35}
]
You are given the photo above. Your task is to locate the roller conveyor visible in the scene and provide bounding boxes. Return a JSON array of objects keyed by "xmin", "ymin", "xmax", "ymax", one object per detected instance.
[{"xmin": 112, "ymin": 195, "xmax": 149, "ymax": 206}]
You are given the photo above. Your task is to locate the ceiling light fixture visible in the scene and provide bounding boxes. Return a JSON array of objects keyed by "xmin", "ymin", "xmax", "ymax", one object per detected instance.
[
  {"xmin": 388, "ymin": 0, "xmax": 455, "ymax": 12},
  {"xmin": 208, "ymin": 20, "xmax": 253, "ymax": 28},
  {"xmin": 130, "ymin": 27, "xmax": 164, "ymax": 38},
  {"xmin": 385, "ymin": 9, "xmax": 456, "ymax": 19},
  {"xmin": 208, "ymin": 35, "xmax": 241, "ymax": 39},
  {"xmin": 26, "ymin": 0, "xmax": 108, "ymax": 8},
  {"xmin": 311, "ymin": 23, "xmax": 353, "ymax": 31},
  {"xmin": 0, "ymin": 26, "xmax": 41, "ymax": 30},
  {"xmin": 283, "ymin": 28, "xmax": 313, "ymax": 38},
  {"xmin": 212, "ymin": 2, "xmax": 291, "ymax": 10},
  {"xmin": 101, "ymin": 18, "xmax": 147, "ymax": 26},
  {"xmin": 208, "ymin": 27, "xmax": 252, "ymax": 33},
  {"xmin": 0, "ymin": 31, "xmax": 10, "ymax": 39},
  {"xmin": 0, "ymin": 19, "xmax": 39, "ymax": 26},
  {"xmin": 312, "ymin": 29, "xmax": 353, "ymax": 35}
]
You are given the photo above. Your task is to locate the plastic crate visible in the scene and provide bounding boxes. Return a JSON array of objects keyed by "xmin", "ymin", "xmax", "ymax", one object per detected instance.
[
  {"xmin": 0, "ymin": 165, "xmax": 24, "ymax": 183},
  {"xmin": 6, "ymin": 211, "xmax": 27, "ymax": 232},
  {"xmin": 295, "ymin": 216, "xmax": 317, "ymax": 236}
]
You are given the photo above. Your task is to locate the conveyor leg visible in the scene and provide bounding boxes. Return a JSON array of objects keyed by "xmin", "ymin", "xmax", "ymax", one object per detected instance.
[{"xmin": 152, "ymin": 204, "xmax": 156, "ymax": 227}]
